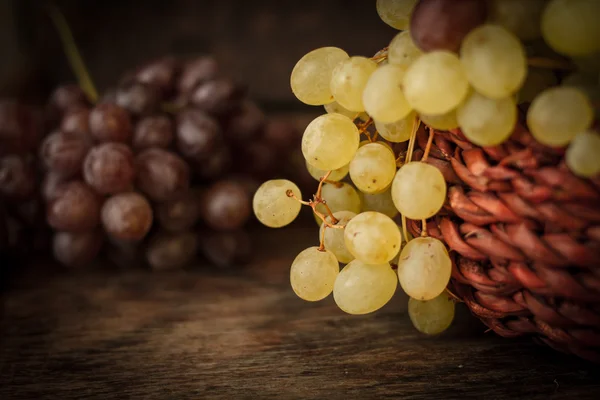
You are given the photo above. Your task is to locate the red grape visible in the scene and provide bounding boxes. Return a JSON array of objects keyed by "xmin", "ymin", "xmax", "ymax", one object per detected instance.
[
  {"xmin": 200, "ymin": 230, "xmax": 251, "ymax": 268},
  {"xmin": 135, "ymin": 148, "xmax": 190, "ymax": 202},
  {"xmin": 178, "ymin": 56, "xmax": 220, "ymax": 96},
  {"xmin": 53, "ymin": 230, "xmax": 104, "ymax": 268},
  {"xmin": 146, "ymin": 230, "xmax": 198, "ymax": 271},
  {"xmin": 176, "ymin": 109, "xmax": 222, "ymax": 160},
  {"xmin": 200, "ymin": 180, "xmax": 251, "ymax": 231},
  {"xmin": 156, "ymin": 190, "xmax": 200, "ymax": 232},
  {"xmin": 0, "ymin": 155, "xmax": 36, "ymax": 199},
  {"xmin": 225, "ymin": 100, "xmax": 265, "ymax": 143},
  {"xmin": 135, "ymin": 56, "xmax": 178, "ymax": 96},
  {"xmin": 60, "ymin": 108, "xmax": 91, "ymax": 138},
  {"xmin": 262, "ymin": 119, "xmax": 300, "ymax": 151},
  {"xmin": 89, "ymin": 103, "xmax": 132, "ymax": 143},
  {"xmin": 190, "ymin": 78, "xmax": 245, "ymax": 116},
  {"xmin": 115, "ymin": 80, "xmax": 161, "ymax": 116},
  {"xmin": 41, "ymin": 172, "xmax": 72, "ymax": 202},
  {"xmin": 39, "ymin": 131, "xmax": 90, "ymax": 177},
  {"xmin": 191, "ymin": 144, "xmax": 232, "ymax": 180},
  {"xmin": 47, "ymin": 181, "xmax": 101, "ymax": 232},
  {"xmin": 101, "ymin": 192, "xmax": 153, "ymax": 241},
  {"xmin": 83, "ymin": 142, "xmax": 135, "ymax": 195},
  {"xmin": 133, "ymin": 115, "xmax": 174, "ymax": 150}
]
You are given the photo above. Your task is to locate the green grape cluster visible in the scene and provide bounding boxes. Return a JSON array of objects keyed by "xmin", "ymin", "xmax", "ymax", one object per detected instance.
[{"xmin": 254, "ymin": 0, "xmax": 600, "ymax": 335}]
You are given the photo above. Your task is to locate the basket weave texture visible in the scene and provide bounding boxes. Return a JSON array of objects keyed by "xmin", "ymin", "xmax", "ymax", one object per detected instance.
[{"xmin": 406, "ymin": 119, "xmax": 600, "ymax": 362}]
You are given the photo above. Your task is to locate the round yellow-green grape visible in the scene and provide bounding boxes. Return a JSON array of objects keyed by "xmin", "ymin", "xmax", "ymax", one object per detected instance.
[
  {"xmin": 517, "ymin": 68, "xmax": 558, "ymax": 104},
  {"xmin": 253, "ymin": 179, "xmax": 302, "ymax": 228},
  {"xmin": 489, "ymin": 0, "xmax": 545, "ymax": 41},
  {"xmin": 290, "ymin": 47, "xmax": 349, "ymax": 105},
  {"xmin": 360, "ymin": 139, "xmax": 394, "ymax": 155},
  {"xmin": 363, "ymin": 64, "xmax": 412, "ymax": 123},
  {"xmin": 402, "ymin": 51, "xmax": 470, "ymax": 115},
  {"xmin": 456, "ymin": 91, "xmax": 517, "ymax": 146},
  {"xmin": 290, "ymin": 246, "xmax": 339, "ymax": 301},
  {"xmin": 330, "ymin": 56, "xmax": 378, "ymax": 112},
  {"xmin": 349, "ymin": 143, "xmax": 397, "ymax": 194},
  {"xmin": 397, "ymin": 237, "xmax": 451, "ymax": 301},
  {"xmin": 408, "ymin": 292, "xmax": 455, "ymax": 335},
  {"xmin": 541, "ymin": 0, "xmax": 600, "ymax": 57},
  {"xmin": 306, "ymin": 161, "xmax": 349, "ymax": 182},
  {"xmin": 375, "ymin": 111, "xmax": 416, "ymax": 143},
  {"xmin": 527, "ymin": 87, "xmax": 594, "ymax": 147},
  {"xmin": 391, "ymin": 162, "xmax": 446, "ymax": 220},
  {"xmin": 376, "ymin": 0, "xmax": 418, "ymax": 30},
  {"xmin": 315, "ymin": 182, "xmax": 362, "ymax": 225},
  {"xmin": 419, "ymin": 109, "xmax": 459, "ymax": 131},
  {"xmin": 324, "ymin": 101, "xmax": 369, "ymax": 121},
  {"xmin": 320, "ymin": 211, "xmax": 356, "ymax": 264},
  {"xmin": 460, "ymin": 24, "xmax": 527, "ymax": 99},
  {"xmin": 302, "ymin": 113, "xmax": 360, "ymax": 170},
  {"xmin": 388, "ymin": 31, "xmax": 423, "ymax": 69},
  {"xmin": 359, "ymin": 189, "xmax": 399, "ymax": 219},
  {"xmin": 333, "ymin": 260, "xmax": 398, "ymax": 315},
  {"xmin": 344, "ymin": 211, "xmax": 402, "ymax": 264},
  {"xmin": 566, "ymin": 131, "xmax": 600, "ymax": 178}
]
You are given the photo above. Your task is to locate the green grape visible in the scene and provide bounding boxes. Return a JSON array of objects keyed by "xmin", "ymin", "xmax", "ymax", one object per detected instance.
[
  {"xmin": 397, "ymin": 237, "xmax": 451, "ymax": 301},
  {"xmin": 306, "ymin": 161, "xmax": 349, "ymax": 182},
  {"xmin": 566, "ymin": 131, "xmax": 600, "ymax": 177},
  {"xmin": 388, "ymin": 31, "xmax": 423, "ymax": 69},
  {"xmin": 253, "ymin": 179, "xmax": 302, "ymax": 228},
  {"xmin": 541, "ymin": 0, "xmax": 600, "ymax": 56},
  {"xmin": 320, "ymin": 211, "xmax": 356, "ymax": 264},
  {"xmin": 517, "ymin": 68, "xmax": 558, "ymax": 104},
  {"xmin": 315, "ymin": 182, "xmax": 362, "ymax": 225},
  {"xmin": 456, "ymin": 91, "xmax": 517, "ymax": 146},
  {"xmin": 489, "ymin": 0, "xmax": 545, "ymax": 41},
  {"xmin": 363, "ymin": 64, "xmax": 413, "ymax": 123},
  {"xmin": 330, "ymin": 56, "xmax": 378, "ymax": 112},
  {"xmin": 344, "ymin": 211, "xmax": 402, "ymax": 264},
  {"xmin": 460, "ymin": 24, "xmax": 527, "ymax": 99},
  {"xmin": 302, "ymin": 114, "xmax": 360, "ymax": 170},
  {"xmin": 324, "ymin": 101, "xmax": 369, "ymax": 121},
  {"xmin": 360, "ymin": 189, "xmax": 399, "ymax": 219},
  {"xmin": 376, "ymin": 0, "xmax": 419, "ymax": 30},
  {"xmin": 402, "ymin": 51, "xmax": 470, "ymax": 115},
  {"xmin": 409, "ymin": 293, "xmax": 455, "ymax": 335},
  {"xmin": 391, "ymin": 161, "xmax": 446, "ymax": 220},
  {"xmin": 290, "ymin": 47, "xmax": 349, "ymax": 105},
  {"xmin": 333, "ymin": 260, "xmax": 398, "ymax": 315},
  {"xmin": 290, "ymin": 246, "xmax": 339, "ymax": 301},
  {"xmin": 419, "ymin": 109, "xmax": 459, "ymax": 131},
  {"xmin": 527, "ymin": 87, "xmax": 594, "ymax": 147},
  {"xmin": 349, "ymin": 143, "xmax": 397, "ymax": 194},
  {"xmin": 360, "ymin": 139, "xmax": 394, "ymax": 155},
  {"xmin": 375, "ymin": 111, "xmax": 416, "ymax": 143}
]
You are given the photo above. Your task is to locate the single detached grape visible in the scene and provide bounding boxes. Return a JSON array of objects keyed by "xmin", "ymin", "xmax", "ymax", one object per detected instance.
[
  {"xmin": 291, "ymin": 47, "xmax": 349, "ymax": 105},
  {"xmin": 420, "ymin": 109, "xmax": 459, "ymax": 131},
  {"xmin": 517, "ymin": 69, "xmax": 558, "ymax": 104},
  {"xmin": 460, "ymin": 24, "xmax": 527, "ymax": 99},
  {"xmin": 83, "ymin": 142, "xmax": 135, "ymax": 195},
  {"xmin": 360, "ymin": 189, "xmax": 398, "ymax": 219},
  {"xmin": 456, "ymin": 92, "xmax": 517, "ymax": 146},
  {"xmin": 527, "ymin": 87, "xmax": 594, "ymax": 147},
  {"xmin": 349, "ymin": 143, "xmax": 397, "ymax": 194},
  {"xmin": 306, "ymin": 161, "xmax": 349, "ymax": 182},
  {"xmin": 200, "ymin": 180, "xmax": 251, "ymax": 231},
  {"xmin": 333, "ymin": 260, "xmax": 398, "ymax": 315},
  {"xmin": 200, "ymin": 230, "xmax": 252, "ymax": 268},
  {"xmin": 301, "ymin": 113, "xmax": 359, "ymax": 171},
  {"xmin": 408, "ymin": 292, "xmax": 455, "ymax": 335},
  {"xmin": 344, "ymin": 211, "xmax": 401, "ymax": 264},
  {"xmin": 315, "ymin": 182, "xmax": 362, "ymax": 223},
  {"xmin": 290, "ymin": 246, "xmax": 340, "ymax": 301},
  {"xmin": 253, "ymin": 179, "xmax": 302, "ymax": 228},
  {"xmin": 410, "ymin": 0, "xmax": 488, "ymax": 53},
  {"xmin": 402, "ymin": 51, "xmax": 469, "ymax": 115},
  {"xmin": 324, "ymin": 101, "xmax": 369, "ymax": 121},
  {"xmin": 133, "ymin": 115, "xmax": 174, "ymax": 150},
  {"xmin": 375, "ymin": 111, "xmax": 415, "ymax": 143},
  {"xmin": 101, "ymin": 192, "xmax": 153, "ymax": 241},
  {"xmin": 566, "ymin": 131, "xmax": 600, "ymax": 177},
  {"xmin": 489, "ymin": 0, "xmax": 545, "ymax": 41},
  {"xmin": 47, "ymin": 181, "xmax": 101, "ymax": 232},
  {"xmin": 397, "ymin": 237, "xmax": 451, "ymax": 301},
  {"xmin": 363, "ymin": 64, "xmax": 412, "ymax": 123},
  {"xmin": 330, "ymin": 56, "xmax": 377, "ymax": 112},
  {"xmin": 53, "ymin": 230, "xmax": 103, "ymax": 268},
  {"xmin": 376, "ymin": 0, "xmax": 418, "ymax": 30},
  {"xmin": 541, "ymin": 0, "xmax": 600, "ymax": 56},
  {"xmin": 89, "ymin": 103, "xmax": 132, "ymax": 143},
  {"xmin": 176, "ymin": 109, "xmax": 222, "ymax": 161},
  {"xmin": 146, "ymin": 230, "xmax": 199, "ymax": 271},
  {"xmin": 391, "ymin": 161, "xmax": 446, "ymax": 220},
  {"xmin": 320, "ymin": 211, "xmax": 356, "ymax": 264},
  {"xmin": 157, "ymin": 190, "xmax": 200, "ymax": 232},
  {"xmin": 135, "ymin": 148, "xmax": 190, "ymax": 202}
]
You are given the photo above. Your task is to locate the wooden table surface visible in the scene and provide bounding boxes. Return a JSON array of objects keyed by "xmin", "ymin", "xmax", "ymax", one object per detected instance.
[{"xmin": 1, "ymin": 223, "xmax": 599, "ymax": 400}]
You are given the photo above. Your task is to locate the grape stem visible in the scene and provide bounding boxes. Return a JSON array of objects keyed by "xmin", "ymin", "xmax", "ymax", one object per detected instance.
[
  {"xmin": 422, "ymin": 126, "xmax": 435, "ymax": 162},
  {"xmin": 527, "ymin": 57, "xmax": 573, "ymax": 71},
  {"xmin": 445, "ymin": 288, "xmax": 463, "ymax": 303},
  {"xmin": 400, "ymin": 116, "xmax": 421, "ymax": 244},
  {"xmin": 371, "ymin": 47, "xmax": 389, "ymax": 63},
  {"xmin": 315, "ymin": 170, "xmax": 331, "ymax": 200},
  {"xmin": 421, "ymin": 219, "xmax": 428, "ymax": 237},
  {"xmin": 357, "ymin": 118, "xmax": 374, "ymax": 142},
  {"xmin": 286, "ymin": 190, "xmax": 310, "ymax": 206},
  {"xmin": 322, "ymin": 179, "xmax": 343, "ymax": 188}
]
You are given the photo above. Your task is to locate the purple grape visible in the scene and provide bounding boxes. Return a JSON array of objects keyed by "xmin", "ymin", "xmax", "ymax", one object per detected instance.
[
  {"xmin": 190, "ymin": 78, "xmax": 245, "ymax": 116},
  {"xmin": 115, "ymin": 80, "xmax": 161, "ymax": 116},
  {"xmin": 200, "ymin": 230, "xmax": 251, "ymax": 268},
  {"xmin": 178, "ymin": 56, "xmax": 220, "ymax": 96},
  {"xmin": 135, "ymin": 148, "xmax": 190, "ymax": 202},
  {"xmin": 225, "ymin": 100, "xmax": 265, "ymax": 144},
  {"xmin": 46, "ymin": 181, "xmax": 101, "ymax": 232},
  {"xmin": 146, "ymin": 230, "xmax": 198, "ymax": 271},
  {"xmin": 0, "ymin": 155, "xmax": 36, "ymax": 199},
  {"xmin": 39, "ymin": 131, "xmax": 90, "ymax": 177},
  {"xmin": 200, "ymin": 180, "xmax": 251, "ymax": 231},
  {"xmin": 157, "ymin": 190, "xmax": 200, "ymax": 232},
  {"xmin": 101, "ymin": 192, "xmax": 153, "ymax": 241},
  {"xmin": 135, "ymin": 56, "xmax": 178, "ymax": 96},
  {"xmin": 89, "ymin": 103, "xmax": 132, "ymax": 143},
  {"xmin": 176, "ymin": 109, "xmax": 222, "ymax": 160},
  {"xmin": 60, "ymin": 108, "xmax": 91, "ymax": 138},
  {"xmin": 133, "ymin": 115, "xmax": 174, "ymax": 151},
  {"xmin": 53, "ymin": 230, "xmax": 104, "ymax": 268},
  {"xmin": 83, "ymin": 142, "xmax": 135, "ymax": 195}
]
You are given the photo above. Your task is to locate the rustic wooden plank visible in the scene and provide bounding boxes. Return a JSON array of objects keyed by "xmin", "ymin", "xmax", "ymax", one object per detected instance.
[{"xmin": 1, "ymin": 223, "xmax": 599, "ymax": 399}]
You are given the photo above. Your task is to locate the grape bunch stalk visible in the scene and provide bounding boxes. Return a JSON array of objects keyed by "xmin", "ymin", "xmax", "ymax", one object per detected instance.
[{"xmin": 254, "ymin": 0, "xmax": 600, "ymax": 335}]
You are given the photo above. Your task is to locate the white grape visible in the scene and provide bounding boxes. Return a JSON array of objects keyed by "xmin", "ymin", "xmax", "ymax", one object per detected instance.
[
  {"xmin": 388, "ymin": 31, "xmax": 423, "ymax": 69},
  {"xmin": 402, "ymin": 51, "xmax": 470, "ymax": 115},
  {"xmin": 566, "ymin": 131, "xmax": 600, "ymax": 177},
  {"xmin": 320, "ymin": 211, "xmax": 356, "ymax": 264},
  {"xmin": 344, "ymin": 211, "xmax": 402, "ymax": 264},
  {"xmin": 290, "ymin": 47, "xmax": 349, "ymax": 105},
  {"xmin": 376, "ymin": 0, "xmax": 418, "ymax": 30},
  {"xmin": 302, "ymin": 113, "xmax": 360, "ymax": 170},
  {"xmin": 375, "ymin": 111, "xmax": 416, "ymax": 143},
  {"xmin": 397, "ymin": 237, "xmax": 451, "ymax": 301},
  {"xmin": 409, "ymin": 293, "xmax": 455, "ymax": 335},
  {"xmin": 456, "ymin": 91, "xmax": 517, "ymax": 146},
  {"xmin": 349, "ymin": 143, "xmax": 397, "ymax": 194},
  {"xmin": 334, "ymin": 260, "xmax": 398, "ymax": 315},
  {"xmin": 460, "ymin": 24, "xmax": 527, "ymax": 99},
  {"xmin": 253, "ymin": 179, "xmax": 302, "ymax": 228},
  {"xmin": 324, "ymin": 101, "xmax": 369, "ymax": 121},
  {"xmin": 315, "ymin": 182, "xmax": 362, "ymax": 225},
  {"xmin": 306, "ymin": 161, "xmax": 349, "ymax": 182},
  {"xmin": 489, "ymin": 0, "xmax": 545, "ymax": 41},
  {"xmin": 290, "ymin": 247, "xmax": 339, "ymax": 301},
  {"xmin": 330, "ymin": 56, "xmax": 378, "ymax": 112},
  {"xmin": 363, "ymin": 64, "xmax": 412, "ymax": 123},
  {"xmin": 420, "ymin": 110, "xmax": 459, "ymax": 131},
  {"xmin": 360, "ymin": 189, "xmax": 399, "ymax": 219},
  {"xmin": 391, "ymin": 162, "xmax": 446, "ymax": 220},
  {"xmin": 541, "ymin": 0, "xmax": 600, "ymax": 56}
]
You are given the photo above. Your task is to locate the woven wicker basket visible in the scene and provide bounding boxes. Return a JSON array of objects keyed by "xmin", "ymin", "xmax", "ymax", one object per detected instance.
[{"xmin": 406, "ymin": 115, "xmax": 600, "ymax": 362}]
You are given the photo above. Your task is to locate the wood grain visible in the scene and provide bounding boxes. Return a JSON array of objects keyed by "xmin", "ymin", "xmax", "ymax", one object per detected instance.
[{"xmin": 1, "ymin": 224, "xmax": 599, "ymax": 399}]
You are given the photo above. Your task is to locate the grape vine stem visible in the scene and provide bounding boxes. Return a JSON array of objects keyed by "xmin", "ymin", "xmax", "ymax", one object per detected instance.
[
  {"xmin": 422, "ymin": 126, "xmax": 435, "ymax": 163},
  {"xmin": 401, "ymin": 116, "xmax": 421, "ymax": 244}
]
